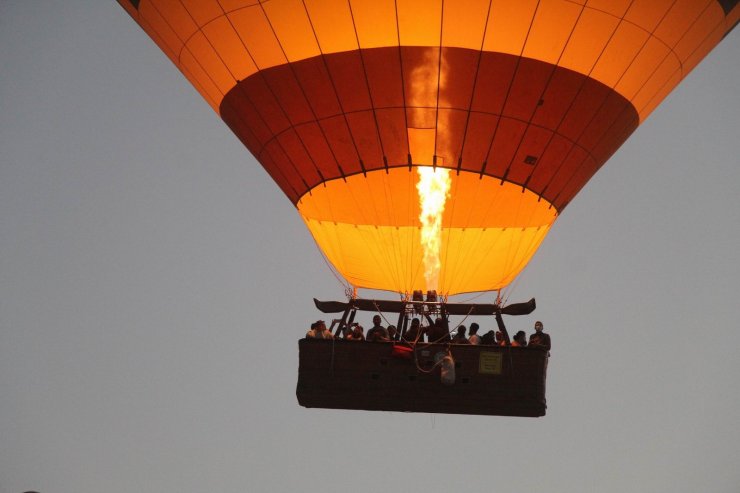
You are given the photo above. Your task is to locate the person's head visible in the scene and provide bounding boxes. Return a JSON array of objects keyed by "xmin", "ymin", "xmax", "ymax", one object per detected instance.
[
  {"xmin": 388, "ymin": 325, "xmax": 397, "ymax": 338},
  {"xmin": 457, "ymin": 325, "xmax": 466, "ymax": 336},
  {"xmin": 353, "ymin": 325, "xmax": 364, "ymax": 336},
  {"xmin": 534, "ymin": 321, "xmax": 543, "ymax": 333},
  {"xmin": 310, "ymin": 322, "xmax": 318, "ymax": 331},
  {"xmin": 411, "ymin": 317, "xmax": 420, "ymax": 328},
  {"xmin": 373, "ymin": 315, "xmax": 382, "ymax": 326},
  {"xmin": 469, "ymin": 323, "xmax": 479, "ymax": 335},
  {"xmin": 316, "ymin": 320, "xmax": 326, "ymax": 331},
  {"xmin": 514, "ymin": 331, "xmax": 526, "ymax": 344}
]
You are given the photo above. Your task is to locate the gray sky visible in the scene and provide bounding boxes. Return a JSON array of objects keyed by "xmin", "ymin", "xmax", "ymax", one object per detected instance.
[{"xmin": 1, "ymin": 3, "xmax": 738, "ymax": 493}]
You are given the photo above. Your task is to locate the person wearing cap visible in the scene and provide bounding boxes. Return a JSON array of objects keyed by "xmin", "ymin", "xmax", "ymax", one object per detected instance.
[
  {"xmin": 306, "ymin": 320, "xmax": 333, "ymax": 339},
  {"xmin": 528, "ymin": 321, "xmax": 550, "ymax": 350}
]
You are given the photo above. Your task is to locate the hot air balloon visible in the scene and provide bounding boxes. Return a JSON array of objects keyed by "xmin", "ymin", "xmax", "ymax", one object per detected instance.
[{"xmin": 118, "ymin": 0, "xmax": 738, "ymax": 416}]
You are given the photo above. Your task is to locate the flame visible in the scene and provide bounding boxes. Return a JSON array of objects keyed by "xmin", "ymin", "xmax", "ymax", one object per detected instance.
[{"xmin": 417, "ymin": 166, "xmax": 452, "ymax": 291}]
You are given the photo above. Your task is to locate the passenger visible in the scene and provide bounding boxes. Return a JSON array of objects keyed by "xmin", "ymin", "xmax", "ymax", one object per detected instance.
[
  {"xmin": 426, "ymin": 317, "xmax": 452, "ymax": 343},
  {"xmin": 468, "ymin": 323, "xmax": 481, "ymax": 345},
  {"xmin": 512, "ymin": 330, "xmax": 527, "ymax": 347},
  {"xmin": 347, "ymin": 324, "xmax": 365, "ymax": 341},
  {"xmin": 528, "ymin": 320, "xmax": 551, "ymax": 350},
  {"xmin": 451, "ymin": 325, "xmax": 470, "ymax": 344},
  {"xmin": 366, "ymin": 315, "xmax": 390, "ymax": 342},
  {"xmin": 305, "ymin": 321, "xmax": 318, "ymax": 339},
  {"xmin": 480, "ymin": 330, "xmax": 496, "ymax": 345},
  {"xmin": 387, "ymin": 325, "xmax": 397, "ymax": 341},
  {"xmin": 403, "ymin": 317, "xmax": 423, "ymax": 343},
  {"xmin": 338, "ymin": 324, "xmax": 352, "ymax": 339},
  {"xmin": 306, "ymin": 320, "xmax": 333, "ymax": 339},
  {"xmin": 494, "ymin": 310, "xmax": 511, "ymax": 346},
  {"xmin": 495, "ymin": 330, "xmax": 508, "ymax": 346}
]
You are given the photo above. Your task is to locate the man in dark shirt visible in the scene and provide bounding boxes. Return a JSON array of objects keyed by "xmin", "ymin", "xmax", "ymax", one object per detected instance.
[
  {"xmin": 451, "ymin": 325, "xmax": 470, "ymax": 344},
  {"xmin": 426, "ymin": 317, "xmax": 452, "ymax": 343},
  {"xmin": 366, "ymin": 314, "xmax": 390, "ymax": 342},
  {"xmin": 403, "ymin": 317, "xmax": 423, "ymax": 342},
  {"xmin": 528, "ymin": 320, "xmax": 551, "ymax": 350}
]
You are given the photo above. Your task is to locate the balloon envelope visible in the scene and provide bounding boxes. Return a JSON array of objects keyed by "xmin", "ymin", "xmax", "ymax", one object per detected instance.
[{"xmin": 118, "ymin": 0, "xmax": 738, "ymax": 294}]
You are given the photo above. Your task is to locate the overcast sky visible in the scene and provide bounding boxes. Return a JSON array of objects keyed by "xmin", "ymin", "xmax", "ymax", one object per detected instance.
[{"xmin": 1, "ymin": 3, "xmax": 738, "ymax": 493}]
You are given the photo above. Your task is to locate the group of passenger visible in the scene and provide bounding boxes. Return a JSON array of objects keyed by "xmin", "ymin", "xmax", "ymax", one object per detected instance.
[
  {"xmin": 305, "ymin": 315, "xmax": 551, "ymax": 351},
  {"xmin": 447, "ymin": 320, "xmax": 550, "ymax": 349}
]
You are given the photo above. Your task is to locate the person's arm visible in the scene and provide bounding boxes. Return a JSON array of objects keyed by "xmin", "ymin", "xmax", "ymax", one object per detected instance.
[{"xmin": 495, "ymin": 311, "xmax": 511, "ymax": 345}]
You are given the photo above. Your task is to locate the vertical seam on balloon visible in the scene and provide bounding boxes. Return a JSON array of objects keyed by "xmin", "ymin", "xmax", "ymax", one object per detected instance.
[
  {"xmin": 436, "ymin": 0, "xmax": 454, "ymax": 293},
  {"xmin": 498, "ymin": 4, "xmax": 586, "ymax": 195},
  {"xmin": 394, "ymin": 0, "xmax": 416, "ymax": 289},
  {"xmin": 439, "ymin": 170, "xmax": 458, "ymax": 293},
  {"xmin": 527, "ymin": 1, "xmax": 634, "ymax": 203},
  {"xmin": 146, "ymin": 2, "xmax": 226, "ymax": 102},
  {"xmin": 261, "ymin": 148, "xmax": 301, "ymax": 202},
  {"xmin": 291, "ymin": 6, "xmax": 398, "ymax": 292},
  {"xmin": 456, "ymin": 0, "xmax": 494, "ymax": 173},
  {"xmin": 346, "ymin": 0, "xmax": 389, "ymax": 168},
  {"xmin": 633, "ymin": 3, "xmax": 720, "ymax": 117},
  {"xmin": 393, "ymin": 0, "xmax": 413, "ymax": 163},
  {"xmin": 142, "ymin": 3, "xmax": 224, "ymax": 107},
  {"xmin": 171, "ymin": 1, "xmax": 311, "ymax": 195},
  {"xmin": 303, "ymin": 215, "xmax": 351, "ymax": 291},
  {"xmin": 542, "ymin": 0, "xmax": 700, "ymax": 208},
  {"xmin": 480, "ymin": 0, "xmax": 542, "ymax": 180},
  {"xmin": 621, "ymin": 1, "xmax": 713, "ymax": 105},
  {"xmin": 457, "ymin": 179, "xmax": 515, "ymax": 291},
  {"xmin": 459, "ymin": 214, "xmax": 508, "ymax": 292},
  {"xmin": 185, "ymin": 1, "xmax": 313, "ymax": 195},
  {"xmin": 150, "ymin": 0, "xmax": 305, "ymax": 197},
  {"xmin": 135, "ymin": 14, "xmax": 220, "ymax": 111},
  {"xmin": 502, "ymin": 189, "xmax": 526, "ymax": 291},
  {"xmin": 456, "ymin": 173, "xmax": 490, "ymax": 291},
  {"xmin": 245, "ymin": 2, "xmax": 349, "ymax": 186},
  {"xmin": 638, "ymin": 17, "xmax": 725, "ymax": 118},
  {"xmin": 433, "ymin": 0, "xmax": 445, "ymax": 165},
  {"xmin": 606, "ymin": 0, "xmax": 680, "ymax": 99},
  {"xmin": 345, "ymin": 1, "xmax": 404, "ymax": 292},
  {"xmin": 297, "ymin": 1, "xmax": 389, "ymax": 267},
  {"xmin": 179, "ymin": 0, "xmax": 317, "ymax": 191},
  {"xmin": 550, "ymin": 100, "xmax": 636, "ymax": 208},
  {"xmin": 538, "ymin": 1, "xmax": 678, "ymax": 207},
  {"xmin": 138, "ymin": 3, "xmax": 188, "ymax": 67},
  {"xmin": 298, "ymin": 0, "xmax": 365, "ymax": 169},
  {"xmin": 551, "ymin": 2, "xmax": 694, "ymax": 81}
]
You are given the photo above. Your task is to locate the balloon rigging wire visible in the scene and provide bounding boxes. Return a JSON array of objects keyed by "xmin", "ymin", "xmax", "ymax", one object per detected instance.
[
  {"xmin": 458, "ymin": 291, "xmax": 488, "ymax": 304},
  {"xmin": 312, "ymin": 240, "xmax": 351, "ymax": 292}
]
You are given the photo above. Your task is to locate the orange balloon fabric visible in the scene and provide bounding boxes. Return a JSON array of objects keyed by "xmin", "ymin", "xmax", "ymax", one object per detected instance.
[{"xmin": 119, "ymin": 0, "xmax": 738, "ymax": 294}]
